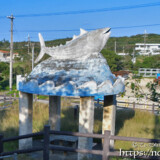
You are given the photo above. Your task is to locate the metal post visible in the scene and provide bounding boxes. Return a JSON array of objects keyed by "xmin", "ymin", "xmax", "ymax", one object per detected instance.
[
  {"xmin": 43, "ymin": 125, "xmax": 50, "ymax": 160},
  {"xmin": 31, "ymin": 43, "xmax": 35, "ymax": 70},
  {"xmin": 10, "ymin": 94, "xmax": 12, "ymax": 101},
  {"xmin": 152, "ymin": 104, "xmax": 155, "ymax": 113},
  {"xmin": 14, "ymin": 92, "xmax": 16, "ymax": 100},
  {"xmin": 114, "ymin": 41, "xmax": 117, "ymax": 54},
  {"xmin": 103, "ymin": 131, "xmax": 110, "ymax": 160},
  {"xmin": 133, "ymin": 102, "xmax": 135, "ymax": 109},
  {"xmin": 74, "ymin": 105, "xmax": 78, "ymax": 120},
  {"xmin": 13, "ymin": 153, "xmax": 17, "ymax": 160},
  {"xmin": 97, "ymin": 99, "xmax": 99, "ymax": 104},
  {"xmin": 27, "ymin": 34, "xmax": 30, "ymax": 55},
  {"xmin": 0, "ymin": 134, "xmax": 3, "ymax": 160},
  {"xmin": 7, "ymin": 14, "xmax": 15, "ymax": 91},
  {"xmin": 3, "ymin": 94, "xmax": 6, "ymax": 105}
]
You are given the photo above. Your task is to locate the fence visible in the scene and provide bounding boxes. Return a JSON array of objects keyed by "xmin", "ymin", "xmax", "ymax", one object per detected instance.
[
  {"xmin": 117, "ymin": 101, "xmax": 159, "ymax": 113},
  {"xmin": 1, "ymin": 125, "xmax": 160, "ymax": 160},
  {"xmin": 138, "ymin": 68, "xmax": 160, "ymax": 77},
  {"xmin": 0, "ymin": 94, "xmax": 17, "ymax": 110}
]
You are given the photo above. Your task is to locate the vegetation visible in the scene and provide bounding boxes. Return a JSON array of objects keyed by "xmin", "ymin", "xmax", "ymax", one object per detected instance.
[
  {"xmin": 0, "ymin": 100, "xmax": 160, "ymax": 155},
  {"xmin": 0, "ymin": 62, "xmax": 25, "ymax": 90},
  {"xmin": 105, "ymin": 33, "xmax": 160, "ymax": 54},
  {"xmin": 134, "ymin": 55, "xmax": 160, "ymax": 69},
  {"xmin": 1, "ymin": 33, "xmax": 160, "ymax": 54},
  {"xmin": 0, "ymin": 34, "xmax": 159, "ymax": 159},
  {"xmin": 101, "ymin": 50, "xmax": 123, "ymax": 71},
  {"xmin": 115, "ymin": 109, "xmax": 160, "ymax": 151}
]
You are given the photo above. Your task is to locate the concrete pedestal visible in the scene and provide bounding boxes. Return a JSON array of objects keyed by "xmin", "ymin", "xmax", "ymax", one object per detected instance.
[
  {"xmin": 49, "ymin": 96, "xmax": 61, "ymax": 131},
  {"xmin": 19, "ymin": 91, "xmax": 33, "ymax": 149},
  {"xmin": 78, "ymin": 97, "xmax": 94, "ymax": 160},
  {"xmin": 102, "ymin": 95, "xmax": 116, "ymax": 149}
]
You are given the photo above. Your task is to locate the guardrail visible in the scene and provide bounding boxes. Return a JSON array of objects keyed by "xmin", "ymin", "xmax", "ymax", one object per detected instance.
[
  {"xmin": 1, "ymin": 125, "xmax": 160, "ymax": 160},
  {"xmin": 0, "ymin": 94, "xmax": 17, "ymax": 110},
  {"xmin": 138, "ymin": 68, "xmax": 160, "ymax": 77}
]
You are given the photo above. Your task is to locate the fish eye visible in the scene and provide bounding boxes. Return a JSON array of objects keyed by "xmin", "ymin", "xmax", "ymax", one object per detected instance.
[{"xmin": 104, "ymin": 28, "xmax": 111, "ymax": 34}]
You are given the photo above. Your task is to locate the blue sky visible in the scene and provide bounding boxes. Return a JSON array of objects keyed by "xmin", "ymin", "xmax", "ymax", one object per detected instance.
[{"xmin": 0, "ymin": 0, "xmax": 160, "ymax": 41}]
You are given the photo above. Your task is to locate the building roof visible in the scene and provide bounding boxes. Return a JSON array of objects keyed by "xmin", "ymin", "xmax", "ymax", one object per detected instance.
[
  {"xmin": 0, "ymin": 50, "xmax": 10, "ymax": 54},
  {"xmin": 113, "ymin": 70, "xmax": 130, "ymax": 77},
  {"xmin": 0, "ymin": 50, "xmax": 19, "ymax": 55}
]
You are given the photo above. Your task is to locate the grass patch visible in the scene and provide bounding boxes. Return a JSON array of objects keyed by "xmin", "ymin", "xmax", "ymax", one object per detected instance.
[
  {"xmin": 0, "ymin": 100, "xmax": 160, "ymax": 157},
  {"xmin": 115, "ymin": 109, "xmax": 160, "ymax": 151}
]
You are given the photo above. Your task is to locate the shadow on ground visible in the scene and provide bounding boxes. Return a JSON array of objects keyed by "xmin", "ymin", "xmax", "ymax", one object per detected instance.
[{"xmin": 115, "ymin": 108, "xmax": 135, "ymax": 135}]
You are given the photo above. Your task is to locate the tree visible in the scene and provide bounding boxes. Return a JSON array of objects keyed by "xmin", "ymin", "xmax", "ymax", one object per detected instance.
[
  {"xmin": 135, "ymin": 55, "xmax": 160, "ymax": 69},
  {"xmin": 146, "ymin": 81, "xmax": 160, "ymax": 102},
  {"xmin": 101, "ymin": 49, "xmax": 123, "ymax": 72}
]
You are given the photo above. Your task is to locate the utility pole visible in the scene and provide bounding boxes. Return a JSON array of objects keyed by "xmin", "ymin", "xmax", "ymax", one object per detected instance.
[
  {"xmin": 143, "ymin": 30, "xmax": 148, "ymax": 55},
  {"xmin": 114, "ymin": 41, "xmax": 117, "ymax": 54},
  {"xmin": 133, "ymin": 49, "xmax": 135, "ymax": 59},
  {"xmin": 123, "ymin": 46, "xmax": 125, "ymax": 53},
  {"xmin": 132, "ymin": 49, "xmax": 136, "ymax": 64},
  {"xmin": 7, "ymin": 14, "xmax": 15, "ymax": 91},
  {"xmin": 31, "ymin": 43, "xmax": 35, "ymax": 70},
  {"xmin": 27, "ymin": 34, "xmax": 31, "ymax": 54}
]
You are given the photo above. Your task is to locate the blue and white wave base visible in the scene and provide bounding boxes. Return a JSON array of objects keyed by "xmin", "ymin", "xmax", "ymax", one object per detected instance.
[{"xmin": 17, "ymin": 55, "xmax": 125, "ymax": 97}]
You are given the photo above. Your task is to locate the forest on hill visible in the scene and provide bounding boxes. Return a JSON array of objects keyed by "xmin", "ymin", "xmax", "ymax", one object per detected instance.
[{"xmin": 1, "ymin": 33, "xmax": 160, "ymax": 54}]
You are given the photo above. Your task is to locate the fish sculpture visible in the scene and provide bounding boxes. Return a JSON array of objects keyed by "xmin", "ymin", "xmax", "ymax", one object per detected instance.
[
  {"xmin": 35, "ymin": 27, "xmax": 111, "ymax": 63},
  {"xmin": 17, "ymin": 27, "xmax": 125, "ymax": 96}
]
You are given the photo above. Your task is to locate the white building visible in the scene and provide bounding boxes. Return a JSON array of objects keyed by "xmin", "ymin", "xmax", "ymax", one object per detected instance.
[
  {"xmin": 135, "ymin": 43, "xmax": 160, "ymax": 56},
  {"xmin": 0, "ymin": 50, "xmax": 19, "ymax": 62},
  {"xmin": 117, "ymin": 53, "xmax": 129, "ymax": 56}
]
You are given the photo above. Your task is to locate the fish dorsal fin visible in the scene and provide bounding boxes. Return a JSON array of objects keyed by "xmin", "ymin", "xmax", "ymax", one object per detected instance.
[
  {"xmin": 66, "ymin": 28, "xmax": 88, "ymax": 45},
  {"xmin": 72, "ymin": 29, "xmax": 87, "ymax": 40},
  {"xmin": 73, "ymin": 35, "xmax": 78, "ymax": 40},
  {"xmin": 80, "ymin": 28, "xmax": 88, "ymax": 35}
]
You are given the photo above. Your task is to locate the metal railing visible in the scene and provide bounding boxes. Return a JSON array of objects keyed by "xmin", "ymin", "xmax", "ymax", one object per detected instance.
[
  {"xmin": 117, "ymin": 101, "xmax": 159, "ymax": 112},
  {"xmin": 1, "ymin": 125, "xmax": 160, "ymax": 160},
  {"xmin": 138, "ymin": 68, "xmax": 160, "ymax": 77}
]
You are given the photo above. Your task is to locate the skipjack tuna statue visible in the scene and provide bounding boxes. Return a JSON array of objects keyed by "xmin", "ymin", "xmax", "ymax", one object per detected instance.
[
  {"xmin": 17, "ymin": 27, "xmax": 125, "ymax": 97},
  {"xmin": 35, "ymin": 28, "xmax": 111, "ymax": 63}
]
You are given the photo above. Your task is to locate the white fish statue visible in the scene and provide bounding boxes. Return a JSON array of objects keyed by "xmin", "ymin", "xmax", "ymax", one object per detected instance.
[{"xmin": 35, "ymin": 27, "xmax": 111, "ymax": 63}]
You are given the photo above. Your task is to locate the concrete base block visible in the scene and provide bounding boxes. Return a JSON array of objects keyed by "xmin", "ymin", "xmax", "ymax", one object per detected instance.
[
  {"xmin": 78, "ymin": 97, "xmax": 94, "ymax": 160},
  {"xmin": 102, "ymin": 95, "xmax": 116, "ymax": 149},
  {"xmin": 19, "ymin": 91, "xmax": 33, "ymax": 149},
  {"xmin": 49, "ymin": 96, "xmax": 61, "ymax": 131}
]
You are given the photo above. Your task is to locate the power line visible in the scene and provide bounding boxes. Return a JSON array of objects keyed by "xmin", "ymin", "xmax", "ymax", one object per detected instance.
[
  {"xmin": 16, "ymin": 23, "xmax": 160, "ymax": 33},
  {"xmin": 112, "ymin": 23, "xmax": 160, "ymax": 29},
  {"xmin": 0, "ymin": 2, "xmax": 160, "ymax": 19}
]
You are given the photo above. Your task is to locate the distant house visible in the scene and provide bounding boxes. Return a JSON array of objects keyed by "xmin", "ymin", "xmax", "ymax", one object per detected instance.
[
  {"xmin": 135, "ymin": 43, "xmax": 160, "ymax": 56},
  {"xmin": 117, "ymin": 53, "xmax": 129, "ymax": 56},
  {"xmin": 13, "ymin": 52, "xmax": 20, "ymax": 59},
  {"xmin": 0, "ymin": 50, "xmax": 19, "ymax": 62}
]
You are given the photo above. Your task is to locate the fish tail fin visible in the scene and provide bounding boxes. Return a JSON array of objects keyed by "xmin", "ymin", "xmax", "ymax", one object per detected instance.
[{"xmin": 35, "ymin": 33, "xmax": 46, "ymax": 63}]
